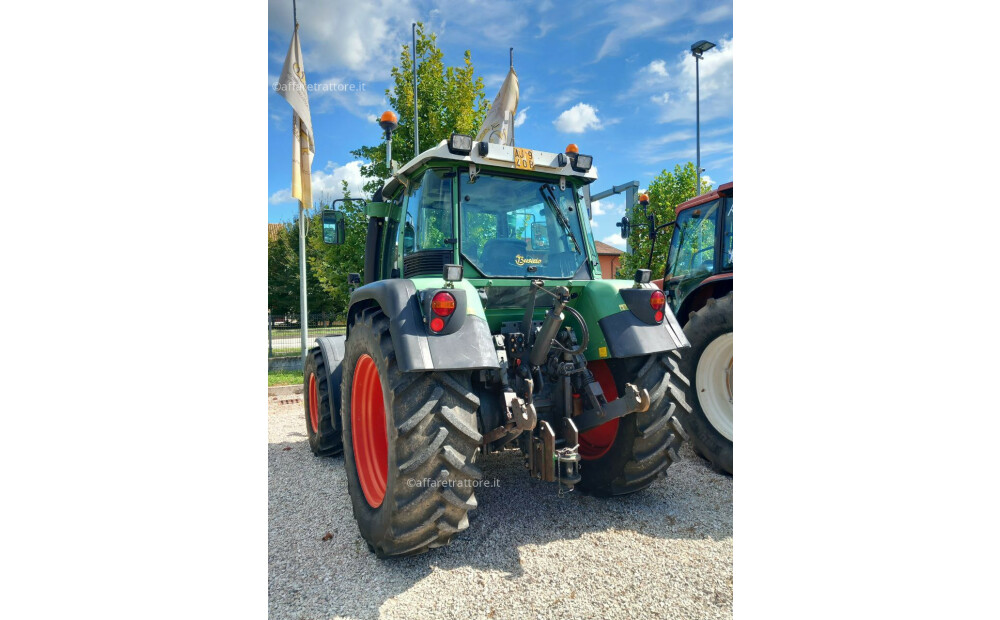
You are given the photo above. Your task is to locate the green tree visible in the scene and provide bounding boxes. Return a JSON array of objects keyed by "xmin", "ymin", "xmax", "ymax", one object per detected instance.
[
  {"xmin": 350, "ymin": 22, "xmax": 489, "ymax": 195},
  {"xmin": 268, "ymin": 222, "xmax": 299, "ymax": 318},
  {"xmin": 306, "ymin": 180, "xmax": 368, "ymax": 319},
  {"xmin": 268, "ymin": 198, "xmax": 344, "ymax": 322},
  {"xmin": 619, "ymin": 162, "xmax": 713, "ymax": 279}
]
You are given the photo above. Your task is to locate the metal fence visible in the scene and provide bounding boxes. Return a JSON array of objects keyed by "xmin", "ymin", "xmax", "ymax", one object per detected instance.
[{"xmin": 268, "ymin": 312, "xmax": 346, "ymax": 357}]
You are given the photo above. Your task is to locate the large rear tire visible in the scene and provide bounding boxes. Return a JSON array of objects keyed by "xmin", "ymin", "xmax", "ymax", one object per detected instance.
[
  {"xmin": 576, "ymin": 355, "xmax": 691, "ymax": 496},
  {"xmin": 341, "ymin": 307, "xmax": 483, "ymax": 557},
  {"xmin": 304, "ymin": 348, "xmax": 343, "ymax": 457},
  {"xmin": 677, "ymin": 292, "xmax": 733, "ymax": 475}
]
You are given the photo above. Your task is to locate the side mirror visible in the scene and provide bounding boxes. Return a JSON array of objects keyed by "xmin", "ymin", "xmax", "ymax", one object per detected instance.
[
  {"xmin": 616, "ymin": 216, "xmax": 630, "ymax": 239},
  {"xmin": 322, "ymin": 210, "xmax": 346, "ymax": 245},
  {"xmin": 403, "ymin": 223, "xmax": 415, "ymax": 253}
]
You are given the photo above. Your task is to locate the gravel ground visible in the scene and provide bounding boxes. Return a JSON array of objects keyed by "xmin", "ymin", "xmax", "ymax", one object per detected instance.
[{"xmin": 269, "ymin": 393, "xmax": 732, "ymax": 620}]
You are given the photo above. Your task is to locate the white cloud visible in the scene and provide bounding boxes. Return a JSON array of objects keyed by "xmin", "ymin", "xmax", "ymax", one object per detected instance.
[
  {"xmin": 483, "ymin": 73, "xmax": 506, "ymax": 89},
  {"xmin": 269, "ymin": 187, "xmax": 293, "ymax": 205},
  {"xmin": 307, "ymin": 76, "xmax": 387, "ymax": 120},
  {"xmin": 696, "ymin": 4, "xmax": 733, "ymax": 24},
  {"xmin": 268, "ymin": 0, "xmax": 419, "ymax": 81},
  {"xmin": 701, "ymin": 173, "xmax": 714, "ymax": 188},
  {"xmin": 634, "ymin": 126, "xmax": 732, "ymax": 164},
  {"xmin": 659, "ymin": 37, "xmax": 733, "ymax": 123},
  {"xmin": 269, "ymin": 161, "xmax": 368, "ymax": 205},
  {"xmin": 628, "ymin": 38, "xmax": 734, "ymax": 125},
  {"xmin": 553, "ymin": 103, "xmax": 604, "ymax": 133},
  {"xmin": 636, "ymin": 137, "xmax": 733, "ymax": 165},
  {"xmin": 601, "ymin": 233, "xmax": 627, "ymax": 250},
  {"xmin": 514, "ymin": 106, "xmax": 529, "ymax": 128},
  {"xmin": 596, "ymin": 13, "xmax": 671, "ymax": 61},
  {"xmin": 591, "ymin": 198, "xmax": 624, "ymax": 217},
  {"xmin": 592, "ymin": 1, "xmax": 699, "ymax": 62},
  {"xmin": 424, "ymin": 0, "xmax": 531, "ymax": 45},
  {"xmin": 642, "ymin": 59, "xmax": 670, "ymax": 80}
]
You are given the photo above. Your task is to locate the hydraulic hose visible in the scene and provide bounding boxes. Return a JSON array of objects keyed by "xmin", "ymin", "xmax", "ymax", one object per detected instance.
[{"xmin": 560, "ymin": 305, "xmax": 589, "ymax": 356}]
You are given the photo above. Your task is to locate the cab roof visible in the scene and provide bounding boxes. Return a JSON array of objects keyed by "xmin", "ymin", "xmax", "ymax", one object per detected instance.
[
  {"xmin": 382, "ymin": 139, "xmax": 599, "ymax": 198},
  {"xmin": 675, "ymin": 181, "xmax": 733, "ymax": 215}
]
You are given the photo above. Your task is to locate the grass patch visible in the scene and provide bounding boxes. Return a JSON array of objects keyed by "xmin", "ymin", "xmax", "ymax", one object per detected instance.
[{"xmin": 269, "ymin": 369, "xmax": 303, "ymax": 387}]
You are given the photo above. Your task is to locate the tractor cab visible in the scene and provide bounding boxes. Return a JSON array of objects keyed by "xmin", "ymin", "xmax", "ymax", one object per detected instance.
[
  {"xmin": 660, "ymin": 181, "xmax": 733, "ymax": 320},
  {"xmin": 368, "ymin": 134, "xmax": 600, "ymax": 283}
]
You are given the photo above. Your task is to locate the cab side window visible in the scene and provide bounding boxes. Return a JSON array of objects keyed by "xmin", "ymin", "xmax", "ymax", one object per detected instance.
[{"xmin": 403, "ymin": 169, "xmax": 453, "ymax": 256}]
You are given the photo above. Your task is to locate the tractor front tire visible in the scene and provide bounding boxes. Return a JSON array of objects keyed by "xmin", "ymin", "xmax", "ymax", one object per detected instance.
[
  {"xmin": 342, "ymin": 307, "xmax": 483, "ymax": 558},
  {"xmin": 576, "ymin": 355, "xmax": 691, "ymax": 496},
  {"xmin": 677, "ymin": 292, "xmax": 733, "ymax": 475},
  {"xmin": 304, "ymin": 348, "xmax": 343, "ymax": 457}
]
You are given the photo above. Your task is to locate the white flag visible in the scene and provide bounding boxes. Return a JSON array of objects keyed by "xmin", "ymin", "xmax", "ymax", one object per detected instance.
[
  {"xmin": 291, "ymin": 112, "xmax": 312, "ymax": 209},
  {"xmin": 278, "ymin": 25, "xmax": 314, "ymax": 207},
  {"xmin": 475, "ymin": 67, "xmax": 519, "ymax": 146}
]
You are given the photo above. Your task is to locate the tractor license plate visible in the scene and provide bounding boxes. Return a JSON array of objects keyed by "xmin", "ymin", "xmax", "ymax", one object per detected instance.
[{"xmin": 513, "ymin": 147, "xmax": 534, "ymax": 170}]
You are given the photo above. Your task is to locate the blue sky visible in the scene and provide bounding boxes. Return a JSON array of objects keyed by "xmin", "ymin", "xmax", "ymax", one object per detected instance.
[{"xmin": 267, "ymin": 0, "xmax": 733, "ymax": 250}]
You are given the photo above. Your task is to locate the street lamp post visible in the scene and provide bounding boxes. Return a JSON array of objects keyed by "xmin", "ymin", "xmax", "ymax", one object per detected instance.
[{"xmin": 690, "ymin": 40, "xmax": 716, "ymax": 196}]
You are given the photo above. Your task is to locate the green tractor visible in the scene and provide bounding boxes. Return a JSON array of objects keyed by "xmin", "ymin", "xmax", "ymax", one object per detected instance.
[
  {"xmin": 303, "ymin": 120, "xmax": 693, "ymax": 557},
  {"xmin": 652, "ymin": 182, "xmax": 733, "ymax": 475}
]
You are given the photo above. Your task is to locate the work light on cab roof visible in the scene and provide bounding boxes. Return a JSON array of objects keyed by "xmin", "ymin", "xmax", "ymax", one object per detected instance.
[{"xmin": 562, "ymin": 143, "xmax": 592, "ymax": 173}]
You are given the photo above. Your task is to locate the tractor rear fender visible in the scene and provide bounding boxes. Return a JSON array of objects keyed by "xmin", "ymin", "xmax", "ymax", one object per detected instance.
[
  {"xmin": 313, "ymin": 335, "xmax": 346, "ymax": 420},
  {"xmin": 675, "ymin": 274, "xmax": 733, "ymax": 326},
  {"xmin": 572, "ymin": 279, "xmax": 690, "ymax": 360},
  {"xmin": 347, "ymin": 279, "xmax": 500, "ymax": 373},
  {"xmin": 598, "ymin": 306, "xmax": 690, "ymax": 358}
]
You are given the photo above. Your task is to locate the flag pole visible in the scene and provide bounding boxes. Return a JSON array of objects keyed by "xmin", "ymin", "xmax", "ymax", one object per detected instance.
[
  {"xmin": 510, "ymin": 48, "xmax": 515, "ymax": 145},
  {"xmin": 413, "ymin": 22, "xmax": 419, "ymax": 157},
  {"xmin": 294, "ymin": 0, "xmax": 308, "ymax": 366},
  {"xmin": 298, "ymin": 135, "xmax": 308, "ymax": 366}
]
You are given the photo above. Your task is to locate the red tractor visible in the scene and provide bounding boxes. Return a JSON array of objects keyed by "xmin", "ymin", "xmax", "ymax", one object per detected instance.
[{"xmin": 653, "ymin": 182, "xmax": 732, "ymax": 474}]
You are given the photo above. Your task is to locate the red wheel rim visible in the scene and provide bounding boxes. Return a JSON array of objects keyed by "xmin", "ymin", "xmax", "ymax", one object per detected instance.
[
  {"xmin": 579, "ymin": 360, "xmax": 620, "ymax": 460},
  {"xmin": 308, "ymin": 373, "xmax": 319, "ymax": 434},
  {"xmin": 351, "ymin": 354, "xmax": 388, "ymax": 508}
]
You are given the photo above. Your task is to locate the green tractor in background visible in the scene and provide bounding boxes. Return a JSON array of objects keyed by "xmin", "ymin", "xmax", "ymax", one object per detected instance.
[
  {"xmin": 652, "ymin": 182, "xmax": 733, "ymax": 475},
  {"xmin": 303, "ymin": 113, "xmax": 693, "ymax": 557}
]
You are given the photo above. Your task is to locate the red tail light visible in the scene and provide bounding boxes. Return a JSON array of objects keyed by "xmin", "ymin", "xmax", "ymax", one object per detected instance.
[
  {"xmin": 431, "ymin": 292, "xmax": 456, "ymax": 317},
  {"xmin": 429, "ymin": 317, "xmax": 445, "ymax": 332},
  {"xmin": 650, "ymin": 290, "xmax": 666, "ymax": 311}
]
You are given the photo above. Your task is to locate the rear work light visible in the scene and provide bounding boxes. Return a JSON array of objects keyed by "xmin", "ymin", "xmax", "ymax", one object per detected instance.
[
  {"xmin": 448, "ymin": 133, "xmax": 473, "ymax": 155},
  {"xmin": 431, "ymin": 292, "xmax": 456, "ymax": 317},
  {"xmin": 571, "ymin": 153, "xmax": 593, "ymax": 172}
]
